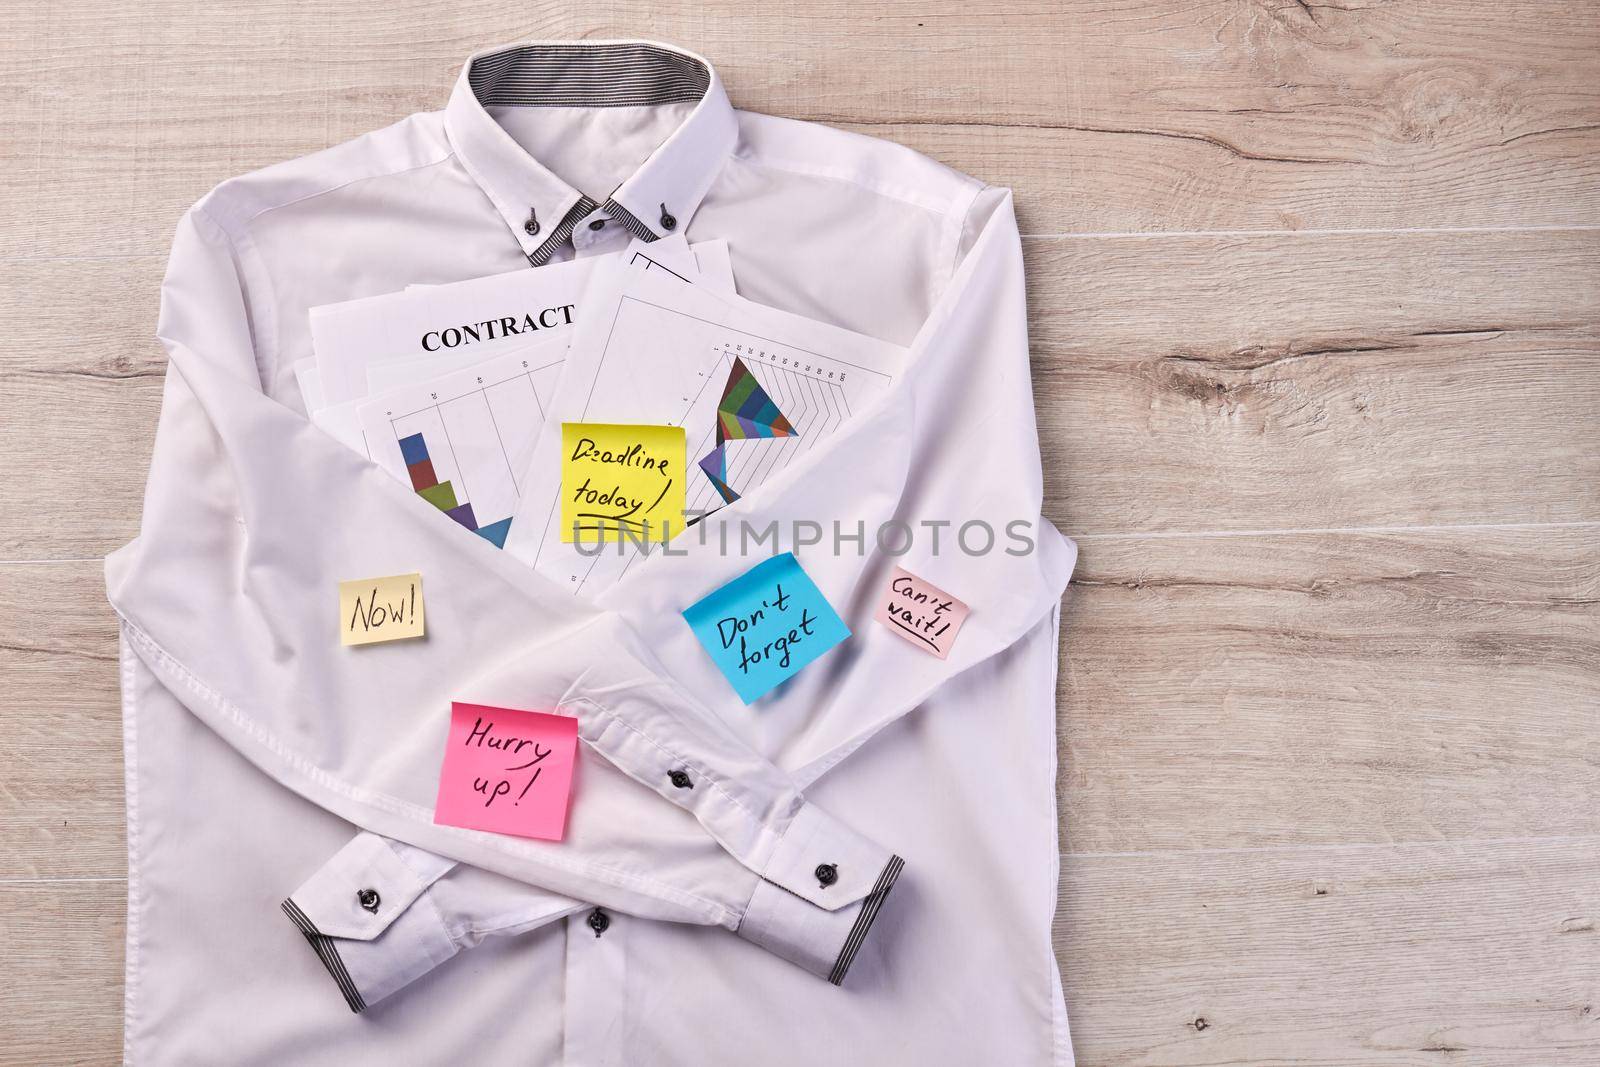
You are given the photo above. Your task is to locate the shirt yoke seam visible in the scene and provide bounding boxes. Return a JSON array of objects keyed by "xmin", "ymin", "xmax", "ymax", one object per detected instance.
[
  {"xmin": 726, "ymin": 148, "xmax": 977, "ymax": 222},
  {"xmin": 198, "ymin": 147, "xmax": 460, "ymax": 237}
]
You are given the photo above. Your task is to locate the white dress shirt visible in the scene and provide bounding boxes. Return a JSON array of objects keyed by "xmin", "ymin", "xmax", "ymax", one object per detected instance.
[{"xmin": 106, "ymin": 40, "xmax": 1078, "ymax": 1065}]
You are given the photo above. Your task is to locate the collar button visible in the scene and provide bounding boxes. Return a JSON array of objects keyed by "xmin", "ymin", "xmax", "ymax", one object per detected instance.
[
  {"xmin": 524, "ymin": 209, "xmax": 540, "ymax": 236},
  {"xmin": 588, "ymin": 218, "xmax": 607, "ymax": 232},
  {"xmin": 659, "ymin": 203, "xmax": 677, "ymax": 231}
]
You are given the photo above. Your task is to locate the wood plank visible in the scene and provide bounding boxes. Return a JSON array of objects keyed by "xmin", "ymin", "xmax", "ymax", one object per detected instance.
[
  {"xmin": 856, "ymin": 120, "xmax": 1600, "ymax": 238},
  {"xmin": 0, "ymin": 563, "xmax": 125, "ymax": 879},
  {"xmin": 0, "ymin": 256, "xmax": 163, "ymax": 559},
  {"xmin": 0, "ymin": 881, "xmax": 124, "ymax": 1066},
  {"xmin": 1056, "ymin": 836, "xmax": 1600, "ymax": 1066},
  {"xmin": 1030, "ymin": 227, "xmax": 1600, "ymax": 534},
  {"xmin": 3, "ymin": 0, "xmax": 1598, "ymax": 260},
  {"xmin": 3, "ymin": 227, "xmax": 1596, "ymax": 556},
  {"xmin": 6, "ymin": 523, "xmax": 1595, "ymax": 875},
  {"xmin": 1059, "ymin": 526, "xmax": 1600, "ymax": 854}
]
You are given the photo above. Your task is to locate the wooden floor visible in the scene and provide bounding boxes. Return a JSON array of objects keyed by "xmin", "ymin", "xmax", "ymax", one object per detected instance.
[{"xmin": 2, "ymin": 2, "xmax": 1598, "ymax": 1064}]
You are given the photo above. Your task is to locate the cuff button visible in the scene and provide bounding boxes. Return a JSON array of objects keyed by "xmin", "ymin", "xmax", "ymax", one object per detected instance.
[
  {"xmin": 357, "ymin": 888, "xmax": 381, "ymax": 913},
  {"xmin": 668, "ymin": 769, "xmax": 694, "ymax": 789},
  {"xmin": 815, "ymin": 863, "xmax": 839, "ymax": 887}
]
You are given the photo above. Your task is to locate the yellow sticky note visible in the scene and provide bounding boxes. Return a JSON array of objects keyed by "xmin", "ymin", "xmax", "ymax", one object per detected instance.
[
  {"xmin": 338, "ymin": 573, "xmax": 425, "ymax": 646},
  {"xmin": 561, "ymin": 423, "xmax": 686, "ymax": 544}
]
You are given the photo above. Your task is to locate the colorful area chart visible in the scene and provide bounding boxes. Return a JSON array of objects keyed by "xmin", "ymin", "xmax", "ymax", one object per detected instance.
[
  {"xmin": 696, "ymin": 357, "xmax": 799, "ymax": 506},
  {"xmin": 399, "ymin": 432, "xmax": 513, "ymax": 548}
]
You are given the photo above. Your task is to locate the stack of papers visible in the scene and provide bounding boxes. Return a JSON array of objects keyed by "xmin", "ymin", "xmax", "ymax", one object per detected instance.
[{"xmin": 301, "ymin": 234, "xmax": 905, "ymax": 568}]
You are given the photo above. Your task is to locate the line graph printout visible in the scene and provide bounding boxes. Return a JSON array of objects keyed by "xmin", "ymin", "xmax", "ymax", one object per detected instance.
[
  {"xmin": 504, "ymin": 266, "xmax": 906, "ymax": 594},
  {"xmin": 356, "ymin": 339, "xmax": 567, "ymax": 549}
]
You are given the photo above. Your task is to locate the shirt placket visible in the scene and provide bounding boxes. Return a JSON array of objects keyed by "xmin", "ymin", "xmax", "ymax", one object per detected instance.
[
  {"xmin": 569, "ymin": 203, "xmax": 630, "ymax": 258},
  {"xmin": 563, "ymin": 906, "xmax": 629, "ymax": 1064}
]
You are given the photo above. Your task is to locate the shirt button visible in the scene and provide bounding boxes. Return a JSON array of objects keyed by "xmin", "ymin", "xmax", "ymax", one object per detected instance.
[
  {"xmin": 587, "ymin": 907, "xmax": 611, "ymax": 937},
  {"xmin": 659, "ymin": 203, "xmax": 677, "ymax": 231},
  {"xmin": 588, "ymin": 219, "xmax": 607, "ymax": 232},
  {"xmin": 815, "ymin": 863, "xmax": 839, "ymax": 888},
  {"xmin": 357, "ymin": 888, "xmax": 381, "ymax": 912},
  {"xmin": 668, "ymin": 769, "xmax": 694, "ymax": 789},
  {"xmin": 523, "ymin": 209, "xmax": 540, "ymax": 236}
]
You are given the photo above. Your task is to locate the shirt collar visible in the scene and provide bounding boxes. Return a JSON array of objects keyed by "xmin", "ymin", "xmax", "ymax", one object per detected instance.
[{"xmin": 444, "ymin": 40, "xmax": 738, "ymax": 265}]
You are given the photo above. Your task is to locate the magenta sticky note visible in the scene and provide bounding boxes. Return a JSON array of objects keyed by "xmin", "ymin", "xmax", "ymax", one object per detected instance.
[
  {"xmin": 874, "ymin": 566, "xmax": 970, "ymax": 659},
  {"xmin": 434, "ymin": 702, "xmax": 579, "ymax": 841}
]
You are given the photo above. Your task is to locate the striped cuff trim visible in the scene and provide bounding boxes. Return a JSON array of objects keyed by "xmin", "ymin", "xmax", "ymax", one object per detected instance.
[
  {"xmin": 528, "ymin": 195, "xmax": 600, "ymax": 266},
  {"xmin": 281, "ymin": 898, "xmax": 368, "ymax": 1014},
  {"xmin": 828, "ymin": 854, "xmax": 904, "ymax": 986}
]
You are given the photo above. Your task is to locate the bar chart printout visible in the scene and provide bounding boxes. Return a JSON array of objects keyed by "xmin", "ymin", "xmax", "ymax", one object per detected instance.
[
  {"xmin": 359, "ymin": 342, "xmax": 566, "ymax": 551},
  {"xmin": 398, "ymin": 429, "xmax": 515, "ymax": 548},
  {"xmin": 397, "ymin": 431, "xmax": 513, "ymax": 548}
]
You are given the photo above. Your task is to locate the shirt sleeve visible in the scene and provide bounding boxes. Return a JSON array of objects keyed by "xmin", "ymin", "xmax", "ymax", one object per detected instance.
[
  {"xmin": 282, "ymin": 818, "xmax": 904, "ymax": 1011},
  {"xmin": 107, "ymin": 203, "xmax": 910, "ymax": 1008}
]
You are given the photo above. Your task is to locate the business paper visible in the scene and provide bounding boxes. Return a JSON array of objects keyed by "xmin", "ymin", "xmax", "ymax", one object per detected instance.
[
  {"xmin": 434, "ymin": 702, "xmax": 578, "ymax": 841},
  {"xmin": 310, "ymin": 256, "xmax": 596, "ymax": 405},
  {"xmin": 874, "ymin": 566, "xmax": 969, "ymax": 658},
  {"xmin": 355, "ymin": 337, "xmax": 568, "ymax": 550},
  {"xmin": 338, "ymin": 573, "xmax": 425, "ymax": 646},
  {"xmin": 560, "ymin": 422, "xmax": 686, "ymax": 543},
  {"xmin": 311, "ymin": 237, "xmax": 734, "ymax": 406},
  {"xmin": 364, "ymin": 240, "xmax": 734, "ymax": 395},
  {"xmin": 682, "ymin": 553, "xmax": 851, "ymax": 704},
  {"xmin": 505, "ymin": 262, "xmax": 906, "ymax": 594},
  {"xmin": 346, "ymin": 241, "xmax": 727, "ymax": 548},
  {"xmin": 292, "ymin": 357, "xmax": 327, "ymax": 412}
]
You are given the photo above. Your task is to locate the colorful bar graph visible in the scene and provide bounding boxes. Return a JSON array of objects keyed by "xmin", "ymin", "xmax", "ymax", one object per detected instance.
[
  {"xmin": 393, "ymin": 428, "xmax": 514, "ymax": 550},
  {"xmin": 407, "ymin": 458, "xmax": 438, "ymax": 492},
  {"xmin": 418, "ymin": 480, "xmax": 458, "ymax": 512},
  {"xmin": 399, "ymin": 433, "xmax": 430, "ymax": 466},
  {"xmin": 476, "ymin": 517, "xmax": 513, "ymax": 548}
]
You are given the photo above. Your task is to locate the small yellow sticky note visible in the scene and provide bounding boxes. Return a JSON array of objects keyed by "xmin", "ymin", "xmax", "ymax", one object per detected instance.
[
  {"xmin": 338, "ymin": 573, "xmax": 425, "ymax": 646},
  {"xmin": 561, "ymin": 423, "xmax": 686, "ymax": 544}
]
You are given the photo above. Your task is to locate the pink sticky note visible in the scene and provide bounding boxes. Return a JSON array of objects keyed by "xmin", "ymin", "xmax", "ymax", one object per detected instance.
[
  {"xmin": 875, "ymin": 566, "xmax": 970, "ymax": 659},
  {"xmin": 434, "ymin": 702, "xmax": 579, "ymax": 841}
]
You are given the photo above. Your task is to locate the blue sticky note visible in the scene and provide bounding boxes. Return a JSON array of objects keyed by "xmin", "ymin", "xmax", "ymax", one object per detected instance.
[{"xmin": 682, "ymin": 552, "xmax": 851, "ymax": 704}]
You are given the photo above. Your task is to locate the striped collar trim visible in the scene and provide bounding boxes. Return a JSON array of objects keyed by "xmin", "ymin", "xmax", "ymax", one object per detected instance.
[{"xmin": 445, "ymin": 40, "xmax": 737, "ymax": 264}]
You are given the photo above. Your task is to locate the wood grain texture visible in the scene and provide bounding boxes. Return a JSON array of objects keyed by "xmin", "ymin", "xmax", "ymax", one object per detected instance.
[
  {"xmin": 1030, "ymin": 227, "xmax": 1600, "ymax": 534},
  {"xmin": 2, "ymin": 1, "xmax": 1598, "ymax": 1063},
  {"xmin": 1059, "ymin": 526, "xmax": 1600, "ymax": 854},
  {"xmin": 0, "ymin": 882, "xmax": 124, "ymax": 1066},
  {"xmin": 3, "ymin": 0, "xmax": 1599, "ymax": 262},
  {"xmin": 1057, "ymin": 837, "xmax": 1600, "ymax": 1066},
  {"xmin": 0, "ymin": 563, "xmax": 125, "ymax": 879}
]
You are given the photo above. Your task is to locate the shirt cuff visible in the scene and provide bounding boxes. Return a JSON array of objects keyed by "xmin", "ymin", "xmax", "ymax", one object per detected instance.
[
  {"xmin": 735, "ymin": 803, "xmax": 906, "ymax": 985},
  {"xmin": 280, "ymin": 833, "xmax": 459, "ymax": 1012}
]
